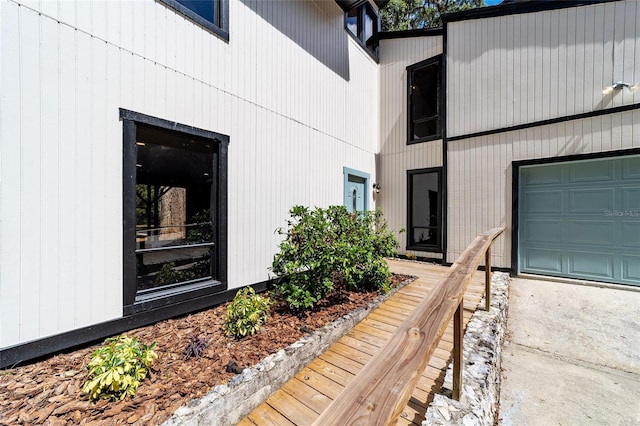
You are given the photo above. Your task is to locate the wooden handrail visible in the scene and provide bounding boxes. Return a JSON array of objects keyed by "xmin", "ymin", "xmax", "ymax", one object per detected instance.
[{"xmin": 312, "ymin": 227, "xmax": 504, "ymax": 426}]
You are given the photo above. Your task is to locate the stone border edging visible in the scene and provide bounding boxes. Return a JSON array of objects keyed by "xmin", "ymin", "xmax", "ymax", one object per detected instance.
[
  {"xmin": 162, "ymin": 276, "xmax": 415, "ymax": 426},
  {"xmin": 423, "ymin": 272, "xmax": 510, "ymax": 426}
]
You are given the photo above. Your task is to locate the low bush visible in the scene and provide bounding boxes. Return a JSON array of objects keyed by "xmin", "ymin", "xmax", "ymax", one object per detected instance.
[
  {"xmin": 223, "ymin": 287, "xmax": 273, "ymax": 339},
  {"xmin": 271, "ymin": 205, "xmax": 397, "ymax": 311},
  {"xmin": 82, "ymin": 335, "xmax": 157, "ymax": 401}
]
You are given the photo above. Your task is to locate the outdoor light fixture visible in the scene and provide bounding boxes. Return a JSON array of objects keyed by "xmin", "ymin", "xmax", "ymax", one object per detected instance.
[
  {"xmin": 373, "ymin": 183, "xmax": 381, "ymax": 193},
  {"xmin": 602, "ymin": 81, "xmax": 640, "ymax": 95}
]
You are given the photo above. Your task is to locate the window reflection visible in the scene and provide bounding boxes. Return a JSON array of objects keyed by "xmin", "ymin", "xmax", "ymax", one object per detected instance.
[
  {"xmin": 408, "ymin": 170, "xmax": 441, "ymax": 250},
  {"xmin": 409, "ymin": 58, "xmax": 441, "ymax": 141},
  {"xmin": 135, "ymin": 124, "xmax": 214, "ymax": 291},
  {"xmin": 345, "ymin": 3, "xmax": 379, "ymax": 58},
  {"xmin": 346, "ymin": 8, "xmax": 358, "ymax": 36}
]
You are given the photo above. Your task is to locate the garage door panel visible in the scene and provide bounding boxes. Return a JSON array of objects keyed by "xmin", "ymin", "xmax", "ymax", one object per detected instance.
[
  {"xmin": 519, "ymin": 154, "xmax": 640, "ymax": 286},
  {"xmin": 521, "ymin": 248, "xmax": 563, "ymax": 274},
  {"xmin": 621, "ymin": 221, "xmax": 640, "ymax": 247},
  {"xmin": 567, "ymin": 251, "xmax": 614, "ymax": 280},
  {"xmin": 622, "ymin": 157, "xmax": 640, "ymax": 178},
  {"xmin": 569, "ymin": 161, "xmax": 615, "ymax": 183},
  {"xmin": 522, "ymin": 219, "xmax": 563, "ymax": 243},
  {"xmin": 523, "ymin": 190, "xmax": 563, "ymax": 214},
  {"xmin": 622, "ymin": 187, "xmax": 640, "ymax": 210},
  {"xmin": 568, "ymin": 188, "xmax": 614, "ymax": 213},
  {"xmin": 522, "ymin": 165, "xmax": 563, "ymax": 185},
  {"xmin": 567, "ymin": 220, "xmax": 615, "ymax": 246},
  {"xmin": 622, "ymin": 256, "xmax": 640, "ymax": 282}
]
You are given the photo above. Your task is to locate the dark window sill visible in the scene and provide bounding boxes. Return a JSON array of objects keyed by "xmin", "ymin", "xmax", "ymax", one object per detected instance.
[
  {"xmin": 407, "ymin": 134, "xmax": 442, "ymax": 145},
  {"xmin": 345, "ymin": 29, "xmax": 379, "ymax": 63},
  {"xmin": 406, "ymin": 244, "xmax": 442, "ymax": 253},
  {"xmin": 124, "ymin": 279, "xmax": 226, "ymax": 316}
]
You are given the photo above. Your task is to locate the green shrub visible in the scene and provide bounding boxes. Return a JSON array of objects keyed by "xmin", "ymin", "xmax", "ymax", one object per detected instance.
[
  {"xmin": 271, "ymin": 205, "xmax": 398, "ymax": 311},
  {"xmin": 224, "ymin": 287, "xmax": 273, "ymax": 339},
  {"xmin": 82, "ymin": 335, "xmax": 157, "ymax": 401}
]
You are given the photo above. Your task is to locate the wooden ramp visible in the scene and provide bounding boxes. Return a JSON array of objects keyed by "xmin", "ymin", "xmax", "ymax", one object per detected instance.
[{"xmin": 239, "ymin": 260, "xmax": 487, "ymax": 426}]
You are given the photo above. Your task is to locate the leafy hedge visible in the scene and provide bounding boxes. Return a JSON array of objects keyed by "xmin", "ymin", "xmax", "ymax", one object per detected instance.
[{"xmin": 271, "ymin": 205, "xmax": 397, "ymax": 311}]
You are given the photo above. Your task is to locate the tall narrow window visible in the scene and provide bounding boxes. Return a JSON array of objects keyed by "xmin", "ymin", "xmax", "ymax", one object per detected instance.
[
  {"xmin": 408, "ymin": 56, "xmax": 442, "ymax": 143},
  {"xmin": 344, "ymin": 2, "xmax": 380, "ymax": 60},
  {"xmin": 407, "ymin": 168, "xmax": 442, "ymax": 251},
  {"xmin": 122, "ymin": 110, "xmax": 228, "ymax": 315}
]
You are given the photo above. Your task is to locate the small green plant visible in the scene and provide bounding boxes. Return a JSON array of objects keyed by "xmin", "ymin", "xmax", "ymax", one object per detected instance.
[
  {"xmin": 155, "ymin": 260, "xmax": 210, "ymax": 285},
  {"xmin": 271, "ymin": 206, "xmax": 398, "ymax": 311},
  {"xmin": 156, "ymin": 262, "xmax": 182, "ymax": 285},
  {"xmin": 183, "ymin": 335, "xmax": 208, "ymax": 359},
  {"xmin": 224, "ymin": 287, "xmax": 273, "ymax": 339},
  {"xmin": 82, "ymin": 335, "xmax": 157, "ymax": 401},
  {"xmin": 405, "ymin": 253, "xmax": 417, "ymax": 261}
]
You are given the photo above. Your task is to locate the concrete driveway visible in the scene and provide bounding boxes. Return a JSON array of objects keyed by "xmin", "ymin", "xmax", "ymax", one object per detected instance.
[{"xmin": 498, "ymin": 277, "xmax": 640, "ymax": 426}]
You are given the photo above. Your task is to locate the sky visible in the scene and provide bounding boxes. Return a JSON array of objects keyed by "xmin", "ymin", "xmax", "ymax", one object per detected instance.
[{"xmin": 485, "ymin": 0, "xmax": 503, "ymax": 5}]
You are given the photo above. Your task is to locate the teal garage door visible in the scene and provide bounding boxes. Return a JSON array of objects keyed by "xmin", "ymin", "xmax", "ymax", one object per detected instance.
[{"xmin": 518, "ymin": 155, "xmax": 640, "ymax": 286}]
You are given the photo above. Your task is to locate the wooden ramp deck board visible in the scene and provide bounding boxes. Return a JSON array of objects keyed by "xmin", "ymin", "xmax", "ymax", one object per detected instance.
[{"xmin": 239, "ymin": 260, "xmax": 486, "ymax": 426}]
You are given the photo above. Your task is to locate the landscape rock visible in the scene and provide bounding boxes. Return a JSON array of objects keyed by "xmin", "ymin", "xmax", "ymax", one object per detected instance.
[{"xmin": 423, "ymin": 272, "xmax": 510, "ymax": 426}]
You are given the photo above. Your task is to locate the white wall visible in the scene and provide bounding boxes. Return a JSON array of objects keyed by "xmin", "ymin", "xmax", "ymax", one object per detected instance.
[
  {"xmin": 378, "ymin": 35, "xmax": 443, "ymax": 256},
  {"xmin": 447, "ymin": 0, "xmax": 640, "ymax": 137},
  {"xmin": 0, "ymin": 0, "xmax": 380, "ymax": 348}
]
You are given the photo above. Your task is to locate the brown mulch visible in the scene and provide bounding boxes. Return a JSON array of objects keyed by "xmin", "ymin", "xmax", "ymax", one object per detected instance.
[{"xmin": 0, "ymin": 275, "xmax": 410, "ymax": 426}]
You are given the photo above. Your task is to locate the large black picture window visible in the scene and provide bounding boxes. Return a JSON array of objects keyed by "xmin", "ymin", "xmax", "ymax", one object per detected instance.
[
  {"xmin": 160, "ymin": 0, "xmax": 229, "ymax": 40},
  {"xmin": 344, "ymin": 2, "xmax": 380, "ymax": 60},
  {"xmin": 407, "ymin": 168, "xmax": 442, "ymax": 252},
  {"xmin": 121, "ymin": 110, "xmax": 228, "ymax": 314},
  {"xmin": 408, "ymin": 56, "xmax": 442, "ymax": 143}
]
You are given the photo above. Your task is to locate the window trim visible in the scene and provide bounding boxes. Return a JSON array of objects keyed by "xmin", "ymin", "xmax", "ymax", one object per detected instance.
[
  {"xmin": 159, "ymin": 0, "xmax": 229, "ymax": 41},
  {"xmin": 407, "ymin": 55, "xmax": 443, "ymax": 144},
  {"xmin": 406, "ymin": 167, "xmax": 443, "ymax": 252},
  {"xmin": 343, "ymin": 1, "xmax": 380, "ymax": 62},
  {"xmin": 120, "ymin": 109, "xmax": 228, "ymax": 315}
]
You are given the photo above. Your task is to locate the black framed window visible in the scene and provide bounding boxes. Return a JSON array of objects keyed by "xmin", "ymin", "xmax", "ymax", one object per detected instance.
[
  {"xmin": 160, "ymin": 0, "xmax": 229, "ymax": 40},
  {"xmin": 121, "ymin": 109, "xmax": 228, "ymax": 315},
  {"xmin": 408, "ymin": 56, "xmax": 442, "ymax": 144},
  {"xmin": 344, "ymin": 1, "xmax": 380, "ymax": 60},
  {"xmin": 407, "ymin": 168, "xmax": 442, "ymax": 252}
]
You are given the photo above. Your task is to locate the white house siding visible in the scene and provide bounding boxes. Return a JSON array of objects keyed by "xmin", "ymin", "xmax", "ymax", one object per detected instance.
[
  {"xmin": 447, "ymin": 110, "xmax": 640, "ymax": 268},
  {"xmin": 446, "ymin": 0, "xmax": 640, "ymax": 137},
  {"xmin": 378, "ymin": 35, "xmax": 443, "ymax": 256},
  {"xmin": 0, "ymin": 0, "xmax": 379, "ymax": 349}
]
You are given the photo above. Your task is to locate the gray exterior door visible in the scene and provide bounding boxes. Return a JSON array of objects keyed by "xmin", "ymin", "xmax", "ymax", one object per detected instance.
[{"xmin": 518, "ymin": 155, "xmax": 640, "ymax": 286}]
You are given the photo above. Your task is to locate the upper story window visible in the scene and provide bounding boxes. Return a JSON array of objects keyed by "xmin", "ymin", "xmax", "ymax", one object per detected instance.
[
  {"xmin": 345, "ymin": 1, "xmax": 380, "ymax": 60},
  {"xmin": 407, "ymin": 56, "xmax": 442, "ymax": 144},
  {"xmin": 160, "ymin": 0, "xmax": 229, "ymax": 40}
]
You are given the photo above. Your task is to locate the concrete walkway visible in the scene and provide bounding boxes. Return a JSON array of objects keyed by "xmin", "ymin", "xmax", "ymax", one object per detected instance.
[{"xmin": 498, "ymin": 277, "xmax": 640, "ymax": 425}]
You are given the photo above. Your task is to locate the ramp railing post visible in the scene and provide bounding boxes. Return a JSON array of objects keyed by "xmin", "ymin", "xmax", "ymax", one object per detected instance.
[
  {"xmin": 452, "ymin": 299, "xmax": 463, "ymax": 400},
  {"xmin": 485, "ymin": 246, "xmax": 492, "ymax": 311}
]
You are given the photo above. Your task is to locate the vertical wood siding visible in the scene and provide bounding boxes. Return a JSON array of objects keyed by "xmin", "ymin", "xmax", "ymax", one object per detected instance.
[
  {"xmin": 0, "ymin": 0, "xmax": 379, "ymax": 347},
  {"xmin": 378, "ymin": 36, "xmax": 443, "ymax": 256},
  {"xmin": 447, "ymin": 1, "xmax": 640, "ymax": 138},
  {"xmin": 446, "ymin": 0, "xmax": 640, "ymax": 268},
  {"xmin": 447, "ymin": 111, "xmax": 640, "ymax": 268}
]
